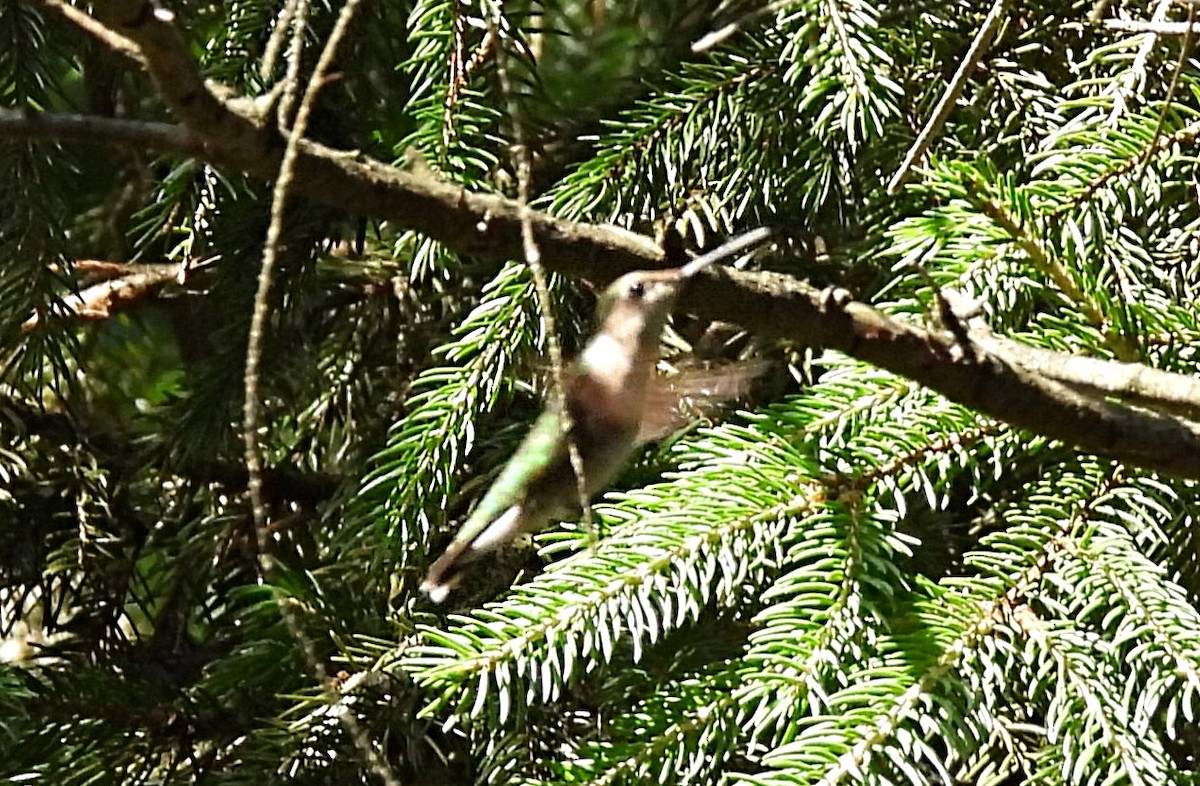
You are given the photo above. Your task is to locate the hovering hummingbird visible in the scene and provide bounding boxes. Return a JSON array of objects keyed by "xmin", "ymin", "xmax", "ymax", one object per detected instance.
[{"xmin": 420, "ymin": 227, "xmax": 771, "ymax": 602}]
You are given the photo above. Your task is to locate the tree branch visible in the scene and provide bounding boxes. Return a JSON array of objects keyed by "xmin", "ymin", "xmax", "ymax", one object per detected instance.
[
  {"xmin": 888, "ymin": 0, "xmax": 1010, "ymax": 194},
  {"xmin": 973, "ymin": 331, "xmax": 1200, "ymax": 421},
  {"xmin": 0, "ymin": 108, "xmax": 208, "ymax": 157},
  {"xmin": 1105, "ymin": 19, "xmax": 1200, "ymax": 35},
  {"xmin": 84, "ymin": 0, "xmax": 261, "ymax": 145},
  {"xmin": 678, "ymin": 272, "xmax": 1200, "ymax": 479},
  {"xmin": 37, "ymin": 0, "xmax": 663, "ymax": 276},
  {"xmin": 27, "ymin": 0, "xmax": 146, "ymax": 67},
  {"xmin": 21, "ymin": 263, "xmax": 183, "ymax": 331}
]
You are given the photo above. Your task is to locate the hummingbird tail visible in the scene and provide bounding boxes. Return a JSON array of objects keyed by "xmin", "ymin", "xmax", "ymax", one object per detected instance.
[
  {"xmin": 420, "ymin": 504, "xmax": 524, "ymax": 603},
  {"xmin": 420, "ymin": 572, "xmax": 458, "ymax": 605}
]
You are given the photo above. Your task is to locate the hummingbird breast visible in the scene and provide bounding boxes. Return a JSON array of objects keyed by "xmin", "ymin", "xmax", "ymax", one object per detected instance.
[{"xmin": 523, "ymin": 369, "xmax": 644, "ymax": 519}]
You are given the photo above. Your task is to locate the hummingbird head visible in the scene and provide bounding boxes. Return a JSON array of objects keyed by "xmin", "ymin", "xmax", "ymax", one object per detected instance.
[
  {"xmin": 592, "ymin": 227, "xmax": 771, "ymax": 362},
  {"xmin": 595, "ymin": 268, "xmax": 692, "ymax": 359}
]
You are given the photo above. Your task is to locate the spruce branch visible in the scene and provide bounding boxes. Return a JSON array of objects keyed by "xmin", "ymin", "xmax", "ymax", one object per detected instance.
[
  {"xmin": 6, "ymin": 113, "xmax": 1200, "ymax": 477},
  {"xmin": 0, "ymin": 394, "xmax": 343, "ymax": 504},
  {"xmin": 957, "ymin": 174, "xmax": 1118, "ymax": 350},
  {"xmin": 1051, "ymin": 117, "xmax": 1200, "ymax": 216},
  {"xmin": 12, "ymin": 0, "xmax": 1200, "ymax": 483},
  {"xmin": 1066, "ymin": 527, "xmax": 1200, "ymax": 709}
]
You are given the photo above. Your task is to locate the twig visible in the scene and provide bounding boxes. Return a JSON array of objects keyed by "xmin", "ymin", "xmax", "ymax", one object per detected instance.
[
  {"xmin": 888, "ymin": 0, "xmax": 1010, "ymax": 194},
  {"xmin": 237, "ymin": 1, "xmax": 404, "ymax": 783},
  {"xmin": 243, "ymin": 0, "xmax": 312, "ymax": 557},
  {"xmin": 1104, "ymin": 18, "xmax": 1200, "ymax": 35},
  {"xmin": 1107, "ymin": 0, "xmax": 1175, "ymax": 126},
  {"xmin": 27, "ymin": 0, "xmax": 146, "ymax": 67},
  {"xmin": 691, "ymin": 0, "xmax": 791, "ymax": 54},
  {"xmin": 446, "ymin": 5, "xmax": 496, "ymax": 112},
  {"xmin": 1140, "ymin": 2, "xmax": 1196, "ymax": 177},
  {"xmin": 261, "ymin": 0, "xmax": 304, "ymax": 79},
  {"xmin": 66, "ymin": 260, "xmax": 143, "ymax": 279},
  {"xmin": 488, "ymin": 1, "xmax": 594, "ymax": 537}
]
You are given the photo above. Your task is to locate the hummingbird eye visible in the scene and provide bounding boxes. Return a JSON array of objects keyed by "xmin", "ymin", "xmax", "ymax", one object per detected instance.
[{"xmin": 628, "ymin": 281, "xmax": 646, "ymax": 299}]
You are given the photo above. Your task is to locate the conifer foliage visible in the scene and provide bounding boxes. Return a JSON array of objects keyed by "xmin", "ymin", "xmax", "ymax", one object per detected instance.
[{"xmin": 3, "ymin": 0, "xmax": 1200, "ymax": 782}]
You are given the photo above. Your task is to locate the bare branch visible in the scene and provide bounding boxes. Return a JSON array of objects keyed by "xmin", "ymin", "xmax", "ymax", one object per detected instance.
[
  {"xmin": 0, "ymin": 103, "xmax": 662, "ymax": 277},
  {"xmin": 27, "ymin": 0, "xmax": 145, "ymax": 67},
  {"xmin": 888, "ymin": 0, "xmax": 1011, "ymax": 194},
  {"xmin": 1105, "ymin": 19, "xmax": 1200, "ymax": 35},
  {"xmin": 0, "ymin": 108, "xmax": 207, "ymax": 157},
  {"xmin": 21, "ymin": 264, "xmax": 183, "ymax": 331},
  {"xmin": 691, "ymin": 0, "xmax": 792, "ymax": 54}
]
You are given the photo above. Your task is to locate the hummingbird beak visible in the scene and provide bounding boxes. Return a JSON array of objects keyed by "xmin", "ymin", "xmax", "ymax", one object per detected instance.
[{"xmin": 678, "ymin": 226, "xmax": 772, "ymax": 278}]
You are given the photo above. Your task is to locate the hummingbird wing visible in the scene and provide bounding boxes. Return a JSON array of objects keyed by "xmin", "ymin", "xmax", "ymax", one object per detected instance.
[{"xmin": 636, "ymin": 361, "xmax": 768, "ymax": 443}]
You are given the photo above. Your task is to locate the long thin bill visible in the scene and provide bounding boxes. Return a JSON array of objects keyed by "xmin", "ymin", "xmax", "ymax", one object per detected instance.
[{"xmin": 679, "ymin": 226, "xmax": 772, "ymax": 278}]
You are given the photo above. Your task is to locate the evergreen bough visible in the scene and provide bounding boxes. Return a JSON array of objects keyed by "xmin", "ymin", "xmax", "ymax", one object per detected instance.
[{"xmin": 1, "ymin": 1, "xmax": 1199, "ymax": 782}]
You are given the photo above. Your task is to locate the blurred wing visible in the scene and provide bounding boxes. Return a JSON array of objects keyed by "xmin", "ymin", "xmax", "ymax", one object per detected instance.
[{"xmin": 637, "ymin": 360, "xmax": 769, "ymax": 442}]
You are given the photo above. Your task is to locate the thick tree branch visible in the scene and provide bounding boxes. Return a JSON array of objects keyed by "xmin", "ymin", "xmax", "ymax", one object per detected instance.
[
  {"xmin": 973, "ymin": 331, "xmax": 1200, "ymax": 421},
  {"xmin": 678, "ymin": 272, "xmax": 1200, "ymax": 479},
  {"xmin": 10, "ymin": 1, "xmax": 1200, "ymax": 479}
]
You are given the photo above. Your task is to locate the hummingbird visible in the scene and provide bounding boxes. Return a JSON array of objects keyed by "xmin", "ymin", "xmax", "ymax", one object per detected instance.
[{"xmin": 420, "ymin": 227, "xmax": 771, "ymax": 602}]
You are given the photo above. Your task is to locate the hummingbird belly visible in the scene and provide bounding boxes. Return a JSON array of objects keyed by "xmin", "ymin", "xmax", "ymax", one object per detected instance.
[{"xmin": 520, "ymin": 414, "xmax": 641, "ymax": 521}]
